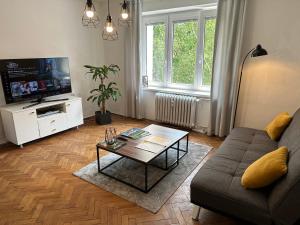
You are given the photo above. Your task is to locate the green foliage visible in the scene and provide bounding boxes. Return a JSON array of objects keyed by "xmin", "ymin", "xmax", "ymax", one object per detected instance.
[
  {"xmin": 85, "ymin": 64, "xmax": 121, "ymax": 113},
  {"xmin": 151, "ymin": 18, "xmax": 216, "ymax": 86},
  {"xmin": 152, "ymin": 24, "xmax": 165, "ymax": 82},
  {"xmin": 172, "ymin": 20, "xmax": 197, "ymax": 84}
]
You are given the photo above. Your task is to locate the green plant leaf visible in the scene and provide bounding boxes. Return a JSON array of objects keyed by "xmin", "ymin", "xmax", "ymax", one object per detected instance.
[
  {"xmin": 92, "ymin": 96, "xmax": 98, "ymax": 103},
  {"xmin": 84, "ymin": 64, "xmax": 121, "ymax": 110},
  {"xmin": 89, "ymin": 89, "xmax": 99, "ymax": 94},
  {"xmin": 87, "ymin": 95, "xmax": 94, "ymax": 101}
]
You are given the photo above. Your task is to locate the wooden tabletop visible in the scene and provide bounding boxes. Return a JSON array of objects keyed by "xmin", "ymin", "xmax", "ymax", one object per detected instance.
[{"xmin": 98, "ymin": 124, "xmax": 189, "ymax": 164}]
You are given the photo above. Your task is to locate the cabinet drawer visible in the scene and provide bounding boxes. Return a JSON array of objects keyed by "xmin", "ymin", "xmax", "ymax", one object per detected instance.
[{"xmin": 38, "ymin": 113, "xmax": 67, "ymax": 138}]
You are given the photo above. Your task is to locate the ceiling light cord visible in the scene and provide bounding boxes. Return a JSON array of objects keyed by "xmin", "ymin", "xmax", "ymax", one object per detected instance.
[{"xmin": 107, "ymin": 0, "xmax": 110, "ymax": 16}]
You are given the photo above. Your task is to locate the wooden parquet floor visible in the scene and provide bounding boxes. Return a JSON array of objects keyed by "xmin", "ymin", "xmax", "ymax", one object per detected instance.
[{"xmin": 0, "ymin": 115, "xmax": 247, "ymax": 225}]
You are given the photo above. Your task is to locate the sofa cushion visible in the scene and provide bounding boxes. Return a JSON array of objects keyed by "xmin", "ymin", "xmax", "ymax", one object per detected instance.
[
  {"xmin": 191, "ymin": 127, "xmax": 277, "ymax": 225},
  {"xmin": 268, "ymin": 108, "xmax": 300, "ymax": 225},
  {"xmin": 265, "ymin": 112, "xmax": 292, "ymax": 140},
  {"xmin": 241, "ymin": 146, "xmax": 288, "ymax": 189}
]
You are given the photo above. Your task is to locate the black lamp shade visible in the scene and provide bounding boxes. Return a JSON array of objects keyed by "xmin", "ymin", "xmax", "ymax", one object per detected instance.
[{"xmin": 251, "ymin": 44, "xmax": 268, "ymax": 57}]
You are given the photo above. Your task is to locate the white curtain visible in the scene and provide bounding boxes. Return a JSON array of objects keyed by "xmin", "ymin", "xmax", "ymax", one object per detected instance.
[
  {"xmin": 124, "ymin": 0, "xmax": 144, "ymax": 119},
  {"xmin": 207, "ymin": 0, "xmax": 247, "ymax": 137}
]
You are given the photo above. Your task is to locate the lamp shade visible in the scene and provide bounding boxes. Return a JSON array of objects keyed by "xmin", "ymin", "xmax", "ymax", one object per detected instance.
[
  {"xmin": 102, "ymin": 15, "xmax": 118, "ymax": 41},
  {"xmin": 82, "ymin": 0, "xmax": 100, "ymax": 28},
  {"xmin": 251, "ymin": 44, "xmax": 268, "ymax": 57},
  {"xmin": 102, "ymin": 0, "xmax": 118, "ymax": 41}
]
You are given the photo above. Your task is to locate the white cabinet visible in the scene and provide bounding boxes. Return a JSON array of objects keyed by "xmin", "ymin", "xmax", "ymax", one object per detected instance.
[
  {"xmin": 65, "ymin": 100, "xmax": 83, "ymax": 129},
  {"xmin": 13, "ymin": 110, "xmax": 40, "ymax": 144},
  {"xmin": 0, "ymin": 96, "xmax": 84, "ymax": 147}
]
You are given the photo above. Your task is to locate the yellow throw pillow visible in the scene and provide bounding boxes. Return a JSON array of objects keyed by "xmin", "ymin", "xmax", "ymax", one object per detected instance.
[
  {"xmin": 241, "ymin": 146, "xmax": 288, "ymax": 189},
  {"xmin": 265, "ymin": 112, "xmax": 292, "ymax": 140}
]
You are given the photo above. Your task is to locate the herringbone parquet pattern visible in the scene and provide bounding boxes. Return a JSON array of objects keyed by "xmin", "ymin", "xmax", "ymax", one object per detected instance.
[{"xmin": 0, "ymin": 115, "xmax": 246, "ymax": 225}]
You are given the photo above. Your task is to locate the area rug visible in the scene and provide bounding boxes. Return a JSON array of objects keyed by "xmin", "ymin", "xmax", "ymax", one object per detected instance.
[{"xmin": 73, "ymin": 141, "xmax": 212, "ymax": 213}]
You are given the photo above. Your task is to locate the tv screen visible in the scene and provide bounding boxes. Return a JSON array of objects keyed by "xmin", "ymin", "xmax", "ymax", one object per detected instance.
[{"xmin": 0, "ymin": 57, "xmax": 72, "ymax": 104}]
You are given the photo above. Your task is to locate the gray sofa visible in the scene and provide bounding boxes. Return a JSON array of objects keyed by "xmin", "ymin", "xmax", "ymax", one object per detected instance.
[{"xmin": 191, "ymin": 108, "xmax": 300, "ymax": 225}]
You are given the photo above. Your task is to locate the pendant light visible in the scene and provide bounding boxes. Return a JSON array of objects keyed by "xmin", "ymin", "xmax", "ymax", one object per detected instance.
[
  {"xmin": 121, "ymin": 1, "xmax": 129, "ymax": 19},
  {"xmin": 118, "ymin": 0, "xmax": 131, "ymax": 27},
  {"xmin": 82, "ymin": 0, "xmax": 100, "ymax": 28},
  {"xmin": 102, "ymin": 0, "xmax": 118, "ymax": 41}
]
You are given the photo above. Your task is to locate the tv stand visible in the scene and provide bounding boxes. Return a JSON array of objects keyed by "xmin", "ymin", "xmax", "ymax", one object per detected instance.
[
  {"xmin": 23, "ymin": 97, "xmax": 70, "ymax": 109},
  {"xmin": 0, "ymin": 96, "xmax": 83, "ymax": 147}
]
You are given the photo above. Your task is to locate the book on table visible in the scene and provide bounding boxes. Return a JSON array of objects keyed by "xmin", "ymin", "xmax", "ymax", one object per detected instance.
[{"xmin": 120, "ymin": 128, "xmax": 151, "ymax": 139}]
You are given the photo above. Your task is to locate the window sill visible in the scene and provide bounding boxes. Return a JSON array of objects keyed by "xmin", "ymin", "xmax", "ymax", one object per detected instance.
[{"xmin": 143, "ymin": 86, "xmax": 211, "ymax": 99}]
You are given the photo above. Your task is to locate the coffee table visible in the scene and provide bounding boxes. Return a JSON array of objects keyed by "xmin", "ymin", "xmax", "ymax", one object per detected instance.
[{"xmin": 96, "ymin": 124, "xmax": 189, "ymax": 193}]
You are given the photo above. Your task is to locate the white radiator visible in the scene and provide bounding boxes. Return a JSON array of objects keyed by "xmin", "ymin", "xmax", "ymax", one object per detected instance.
[{"xmin": 155, "ymin": 93, "xmax": 198, "ymax": 128}]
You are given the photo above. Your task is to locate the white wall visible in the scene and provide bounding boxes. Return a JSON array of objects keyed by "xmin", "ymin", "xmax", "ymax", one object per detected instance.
[
  {"xmin": 236, "ymin": 0, "xmax": 300, "ymax": 129},
  {"xmin": 0, "ymin": 0, "xmax": 105, "ymax": 143}
]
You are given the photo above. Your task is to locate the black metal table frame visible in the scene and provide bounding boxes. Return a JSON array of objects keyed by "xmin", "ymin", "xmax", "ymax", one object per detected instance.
[{"xmin": 96, "ymin": 134, "xmax": 189, "ymax": 193}]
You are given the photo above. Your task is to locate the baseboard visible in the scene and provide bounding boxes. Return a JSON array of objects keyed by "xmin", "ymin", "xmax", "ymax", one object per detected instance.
[
  {"xmin": 84, "ymin": 113, "xmax": 95, "ymax": 119},
  {"xmin": 193, "ymin": 127, "xmax": 207, "ymax": 134},
  {"xmin": 84, "ymin": 112, "xmax": 128, "ymax": 120}
]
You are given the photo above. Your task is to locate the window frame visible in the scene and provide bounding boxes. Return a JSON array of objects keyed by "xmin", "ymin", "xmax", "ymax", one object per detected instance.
[
  {"xmin": 142, "ymin": 15, "xmax": 168, "ymax": 87},
  {"xmin": 201, "ymin": 9, "xmax": 217, "ymax": 88},
  {"xmin": 141, "ymin": 9, "xmax": 217, "ymax": 92}
]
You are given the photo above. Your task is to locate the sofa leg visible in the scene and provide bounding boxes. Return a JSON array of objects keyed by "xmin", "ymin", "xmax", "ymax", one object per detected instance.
[{"xmin": 192, "ymin": 205, "xmax": 201, "ymax": 220}]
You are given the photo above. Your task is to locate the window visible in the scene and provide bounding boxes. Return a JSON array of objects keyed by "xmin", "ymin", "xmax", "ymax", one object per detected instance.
[
  {"xmin": 142, "ymin": 10, "xmax": 217, "ymax": 91},
  {"xmin": 146, "ymin": 23, "xmax": 166, "ymax": 83}
]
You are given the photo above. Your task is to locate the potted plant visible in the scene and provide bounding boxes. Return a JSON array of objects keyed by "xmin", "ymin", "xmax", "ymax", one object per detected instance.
[{"xmin": 84, "ymin": 64, "xmax": 121, "ymax": 125}]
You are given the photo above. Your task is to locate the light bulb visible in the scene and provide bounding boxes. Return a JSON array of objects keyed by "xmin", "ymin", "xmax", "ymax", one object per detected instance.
[
  {"xmin": 121, "ymin": 12, "xmax": 128, "ymax": 19},
  {"xmin": 86, "ymin": 10, "xmax": 94, "ymax": 18},
  {"xmin": 106, "ymin": 25, "xmax": 113, "ymax": 33},
  {"xmin": 120, "ymin": 1, "xmax": 129, "ymax": 21}
]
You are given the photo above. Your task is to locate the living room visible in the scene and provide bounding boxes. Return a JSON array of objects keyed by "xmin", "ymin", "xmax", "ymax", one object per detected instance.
[{"xmin": 0, "ymin": 0, "xmax": 299, "ymax": 224}]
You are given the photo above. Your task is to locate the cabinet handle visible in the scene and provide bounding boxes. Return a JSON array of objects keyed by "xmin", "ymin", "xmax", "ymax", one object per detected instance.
[
  {"xmin": 51, "ymin": 120, "xmax": 56, "ymax": 123},
  {"xmin": 51, "ymin": 129, "xmax": 56, "ymax": 132}
]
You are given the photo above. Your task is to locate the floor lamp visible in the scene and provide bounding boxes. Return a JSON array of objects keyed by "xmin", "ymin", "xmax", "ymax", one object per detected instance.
[{"xmin": 233, "ymin": 44, "xmax": 268, "ymax": 127}]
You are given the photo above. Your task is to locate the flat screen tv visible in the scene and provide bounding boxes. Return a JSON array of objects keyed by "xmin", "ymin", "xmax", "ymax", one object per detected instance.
[{"xmin": 0, "ymin": 57, "xmax": 72, "ymax": 104}]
